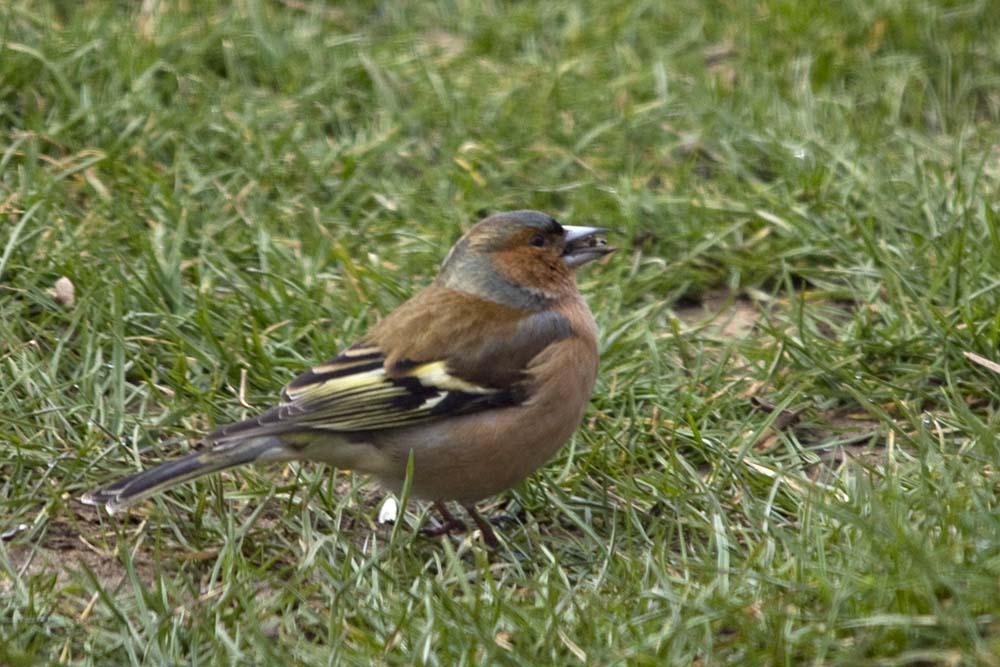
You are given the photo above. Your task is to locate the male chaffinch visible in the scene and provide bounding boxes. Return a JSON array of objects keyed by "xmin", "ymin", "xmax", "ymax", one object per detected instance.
[{"xmin": 83, "ymin": 210, "xmax": 613, "ymax": 547}]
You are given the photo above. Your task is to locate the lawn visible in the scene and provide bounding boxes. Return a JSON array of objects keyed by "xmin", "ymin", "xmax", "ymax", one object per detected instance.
[{"xmin": 4, "ymin": 0, "xmax": 1000, "ymax": 664}]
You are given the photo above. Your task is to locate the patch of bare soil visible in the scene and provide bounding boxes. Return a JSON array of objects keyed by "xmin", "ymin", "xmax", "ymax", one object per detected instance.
[
  {"xmin": 674, "ymin": 292, "xmax": 759, "ymax": 340},
  {"xmin": 3, "ymin": 501, "xmax": 157, "ymax": 600}
]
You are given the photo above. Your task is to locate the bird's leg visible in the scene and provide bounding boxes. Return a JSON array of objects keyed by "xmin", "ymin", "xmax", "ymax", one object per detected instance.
[
  {"xmin": 463, "ymin": 504, "xmax": 501, "ymax": 549},
  {"xmin": 421, "ymin": 501, "xmax": 467, "ymax": 538}
]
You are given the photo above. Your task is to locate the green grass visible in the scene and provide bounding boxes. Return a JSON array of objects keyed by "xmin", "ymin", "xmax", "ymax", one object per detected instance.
[{"xmin": 4, "ymin": 0, "xmax": 1000, "ymax": 664}]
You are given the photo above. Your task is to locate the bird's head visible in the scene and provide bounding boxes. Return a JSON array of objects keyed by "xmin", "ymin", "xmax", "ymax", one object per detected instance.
[{"xmin": 437, "ymin": 210, "xmax": 613, "ymax": 309}]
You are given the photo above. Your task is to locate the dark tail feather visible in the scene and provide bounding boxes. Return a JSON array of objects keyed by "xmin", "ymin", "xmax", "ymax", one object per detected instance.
[{"xmin": 81, "ymin": 436, "xmax": 289, "ymax": 514}]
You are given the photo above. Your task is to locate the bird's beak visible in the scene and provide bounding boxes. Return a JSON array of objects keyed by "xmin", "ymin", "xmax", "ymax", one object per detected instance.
[{"xmin": 562, "ymin": 225, "xmax": 614, "ymax": 268}]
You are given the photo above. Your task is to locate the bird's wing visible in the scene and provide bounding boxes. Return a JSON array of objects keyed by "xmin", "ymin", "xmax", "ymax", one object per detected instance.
[
  {"xmin": 271, "ymin": 342, "xmax": 523, "ymax": 431},
  {"xmin": 211, "ymin": 290, "xmax": 573, "ymax": 439}
]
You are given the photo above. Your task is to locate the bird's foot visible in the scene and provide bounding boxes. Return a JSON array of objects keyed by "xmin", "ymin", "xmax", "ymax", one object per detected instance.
[
  {"xmin": 463, "ymin": 504, "xmax": 501, "ymax": 549},
  {"xmin": 421, "ymin": 501, "xmax": 468, "ymax": 538},
  {"xmin": 421, "ymin": 502, "xmax": 502, "ymax": 549}
]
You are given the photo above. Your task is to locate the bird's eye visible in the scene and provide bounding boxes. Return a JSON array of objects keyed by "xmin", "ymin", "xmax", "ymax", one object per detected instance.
[{"xmin": 529, "ymin": 233, "xmax": 546, "ymax": 247}]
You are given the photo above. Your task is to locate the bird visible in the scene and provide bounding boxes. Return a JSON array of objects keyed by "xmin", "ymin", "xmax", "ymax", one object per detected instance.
[{"xmin": 82, "ymin": 210, "xmax": 613, "ymax": 547}]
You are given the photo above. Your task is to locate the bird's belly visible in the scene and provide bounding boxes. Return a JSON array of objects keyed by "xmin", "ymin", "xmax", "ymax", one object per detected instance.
[{"xmin": 372, "ymin": 401, "xmax": 587, "ymax": 505}]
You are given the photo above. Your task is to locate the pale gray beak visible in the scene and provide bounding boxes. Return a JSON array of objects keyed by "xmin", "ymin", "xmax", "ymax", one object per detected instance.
[{"xmin": 562, "ymin": 225, "xmax": 614, "ymax": 268}]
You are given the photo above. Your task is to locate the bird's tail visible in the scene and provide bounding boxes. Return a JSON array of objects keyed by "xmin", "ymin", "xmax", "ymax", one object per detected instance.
[{"xmin": 81, "ymin": 436, "xmax": 291, "ymax": 514}]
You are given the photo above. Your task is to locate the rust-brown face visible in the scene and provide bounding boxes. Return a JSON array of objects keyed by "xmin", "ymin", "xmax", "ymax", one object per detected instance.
[
  {"xmin": 481, "ymin": 224, "xmax": 575, "ymax": 295},
  {"xmin": 466, "ymin": 212, "xmax": 612, "ymax": 296},
  {"xmin": 438, "ymin": 210, "xmax": 612, "ymax": 307}
]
